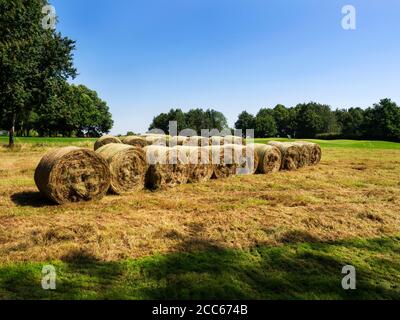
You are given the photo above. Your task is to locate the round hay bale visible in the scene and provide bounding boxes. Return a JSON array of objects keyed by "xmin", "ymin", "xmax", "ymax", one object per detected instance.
[
  {"xmin": 122, "ymin": 136, "xmax": 149, "ymax": 148},
  {"xmin": 224, "ymin": 144, "xmax": 258, "ymax": 174},
  {"xmin": 292, "ymin": 142, "xmax": 310, "ymax": 168},
  {"xmin": 144, "ymin": 135, "xmax": 169, "ymax": 146},
  {"xmin": 141, "ymin": 133, "xmax": 170, "ymax": 138},
  {"xmin": 96, "ymin": 143, "xmax": 147, "ymax": 194},
  {"xmin": 173, "ymin": 146, "xmax": 213, "ymax": 183},
  {"xmin": 34, "ymin": 147, "xmax": 111, "ymax": 204},
  {"xmin": 94, "ymin": 135, "xmax": 122, "ymax": 151},
  {"xmin": 169, "ymin": 136, "xmax": 189, "ymax": 146},
  {"xmin": 251, "ymin": 144, "xmax": 282, "ymax": 174},
  {"xmin": 267, "ymin": 141, "xmax": 300, "ymax": 171},
  {"xmin": 224, "ymin": 135, "xmax": 246, "ymax": 146},
  {"xmin": 144, "ymin": 146, "xmax": 189, "ymax": 189},
  {"xmin": 210, "ymin": 136, "xmax": 225, "ymax": 146},
  {"xmin": 296, "ymin": 141, "xmax": 322, "ymax": 165},
  {"xmin": 185, "ymin": 136, "xmax": 210, "ymax": 147},
  {"xmin": 206, "ymin": 145, "xmax": 238, "ymax": 179}
]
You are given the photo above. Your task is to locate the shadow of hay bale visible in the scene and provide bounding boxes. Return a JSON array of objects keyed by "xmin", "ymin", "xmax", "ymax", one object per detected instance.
[{"xmin": 10, "ymin": 191, "xmax": 55, "ymax": 207}]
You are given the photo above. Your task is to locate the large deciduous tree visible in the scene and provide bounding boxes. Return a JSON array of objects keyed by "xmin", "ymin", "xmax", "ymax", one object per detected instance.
[{"xmin": 0, "ymin": 0, "xmax": 76, "ymax": 146}]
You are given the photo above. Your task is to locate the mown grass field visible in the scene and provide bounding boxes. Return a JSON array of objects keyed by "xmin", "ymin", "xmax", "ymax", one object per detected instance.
[{"xmin": 0, "ymin": 137, "xmax": 399, "ymax": 299}]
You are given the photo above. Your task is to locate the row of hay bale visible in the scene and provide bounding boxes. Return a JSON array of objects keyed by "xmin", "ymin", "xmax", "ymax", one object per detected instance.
[
  {"xmin": 94, "ymin": 134, "xmax": 246, "ymax": 150},
  {"xmin": 34, "ymin": 136, "xmax": 321, "ymax": 204}
]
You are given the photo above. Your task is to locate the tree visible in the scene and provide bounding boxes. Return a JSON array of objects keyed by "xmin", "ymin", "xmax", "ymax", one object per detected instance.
[
  {"xmin": 235, "ymin": 111, "xmax": 256, "ymax": 134},
  {"xmin": 335, "ymin": 107, "xmax": 364, "ymax": 138},
  {"xmin": 293, "ymin": 102, "xmax": 338, "ymax": 138},
  {"xmin": 255, "ymin": 109, "xmax": 277, "ymax": 138},
  {"xmin": 362, "ymin": 99, "xmax": 400, "ymax": 141},
  {"xmin": 203, "ymin": 109, "xmax": 229, "ymax": 133},
  {"xmin": 149, "ymin": 108, "xmax": 228, "ymax": 135},
  {"xmin": 0, "ymin": 0, "xmax": 76, "ymax": 146},
  {"xmin": 33, "ymin": 83, "xmax": 113, "ymax": 137},
  {"xmin": 272, "ymin": 104, "xmax": 290, "ymax": 137},
  {"xmin": 186, "ymin": 108, "xmax": 206, "ymax": 134}
]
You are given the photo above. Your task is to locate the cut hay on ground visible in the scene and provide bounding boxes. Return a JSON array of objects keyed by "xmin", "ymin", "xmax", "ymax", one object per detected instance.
[
  {"xmin": 94, "ymin": 135, "xmax": 122, "ymax": 151},
  {"xmin": 173, "ymin": 146, "xmax": 213, "ymax": 183},
  {"xmin": 267, "ymin": 141, "xmax": 300, "ymax": 171},
  {"xmin": 144, "ymin": 146, "xmax": 189, "ymax": 189},
  {"xmin": 122, "ymin": 136, "xmax": 149, "ymax": 148},
  {"xmin": 251, "ymin": 144, "xmax": 282, "ymax": 174},
  {"xmin": 96, "ymin": 143, "xmax": 147, "ymax": 194},
  {"xmin": 34, "ymin": 147, "xmax": 111, "ymax": 204}
]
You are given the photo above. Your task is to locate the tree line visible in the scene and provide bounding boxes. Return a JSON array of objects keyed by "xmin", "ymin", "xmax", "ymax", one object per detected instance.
[
  {"xmin": 0, "ymin": 0, "xmax": 113, "ymax": 146},
  {"xmin": 148, "ymin": 99, "xmax": 400, "ymax": 142},
  {"xmin": 235, "ymin": 99, "xmax": 400, "ymax": 141}
]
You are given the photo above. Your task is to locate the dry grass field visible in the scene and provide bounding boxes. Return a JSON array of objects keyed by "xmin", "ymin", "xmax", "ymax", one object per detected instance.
[{"xmin": 0, "ymin": 139, "xmax": 399, "ymax": 299}]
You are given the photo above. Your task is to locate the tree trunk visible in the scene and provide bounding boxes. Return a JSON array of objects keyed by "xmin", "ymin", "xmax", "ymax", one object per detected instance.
[{"xmin": 8, "ymin": 113, "xmax": 16, "ymax": 148}]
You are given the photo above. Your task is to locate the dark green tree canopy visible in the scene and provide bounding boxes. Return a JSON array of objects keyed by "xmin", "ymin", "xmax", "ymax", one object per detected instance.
[
  {"xmin": 0, "ymin": 0, "xmax": 113, "ymax": 141},
  {"xmin": 233, "ymin": 99, "xmax": 400, "ymax": 141},
  {"xmin": 149, "ymin": 108, "xmax": 228, "ymax": 135},
  {"xmin": 235, "ymin": 111, "xmax": 256, "ymax": 133}
]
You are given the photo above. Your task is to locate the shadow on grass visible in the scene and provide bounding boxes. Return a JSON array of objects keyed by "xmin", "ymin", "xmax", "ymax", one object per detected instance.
[
  {"xmin": 10, "ymin": 192, "xmax": 55, "ymax": 208},
  {"xmin": 0, "ymin": 235, "xmax": 399, "ymax": 300}
]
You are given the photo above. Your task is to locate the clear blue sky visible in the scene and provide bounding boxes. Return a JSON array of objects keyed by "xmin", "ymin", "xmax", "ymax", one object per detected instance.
[{"xmin": 52, "ymin": 0, "xmax": 400, "ymax": 135}]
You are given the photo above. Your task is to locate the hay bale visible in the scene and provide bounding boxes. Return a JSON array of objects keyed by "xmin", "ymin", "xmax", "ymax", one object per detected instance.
[
  {"xmin": 144, "ymin": 146, "xmax": 189, "ymax": 189},
  {"xmin": 94, "ymin": 135, "xmax": 122, "ymax": 151},
  {"xmin": 267, "ymin": 141, "xmax": 300, "ymax": 171},
  {"xmin": 34, "ymin": 147, "xmax": 111, "ymax": 204},
  {"xmin": 224, "ymin": 135, "xmax": 246, "ymax": 146},
  {"xmin": 297, "ymin": 141, "xmax": 322, "ymax": 165},
  {"xmin": 185, "ymin": 136, "xmax": 210, "ymax": 147},
  {"xmin": 173, "ymin": 146, "xmax": 213, "ymax": 183},
  {"xmin": 210, "ymin": 136, "xmax": 225, "ymax": 146},
  {"xmin": 169, "ymin": 136, "xmax": 189, "ymax": 146},
  {"xmin": 122, "ymin": 136, "xmax": 149, "ymax": 148},
  {"xmin": 292, "ymin": 142, "xmax": 310, "ymax": 168},
  {"xmin": 144, "ymin": 135, "xmax": 169, "ymax": 146},
  {"xmin": 96, "ymin": 143, "xmax": 147, "ymax": 194},
  {"xmin": 251, "ymin": 144, "xmax": 282, "ymax": 174},
  {"xmin": 205, "ymin": 145, "xmax": 238, "ymax": 179},
  {"xmin": 224, "ymin": 144, "xmax": 258, "ymax": 174}
]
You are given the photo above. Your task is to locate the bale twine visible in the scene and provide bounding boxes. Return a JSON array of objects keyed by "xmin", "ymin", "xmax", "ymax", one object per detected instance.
[
  {"xmin": 206, "ymin": 145, "xmax": 238, "ymax": 179},
  {"xmin": 96, "ymin": 143, "xmax": 147, "ymax": 194},
  {"xmin": 144, "ymin": 146, "xmax": 189, "ymax": 189},
  {"xmin": 34, "ymin": 147, "xmax": 111, "ymax": 204},
  {"xmin": 267, "ymin": 141, "xmax": 301, "ymax": 171},
  {"xmin": 251, "ymin": 143, "xmax": 282, "ymax": 174},
  {"xmin": 122, "ymin": 136, "xmax": 149, "ymax": 148},
  {"xmin": 94, "ymin": 135, "xmax": 122, "ymax": 151},
  {"xmin": 173, "ymin": 146, "xmax": 213, "ymax": 183}
]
